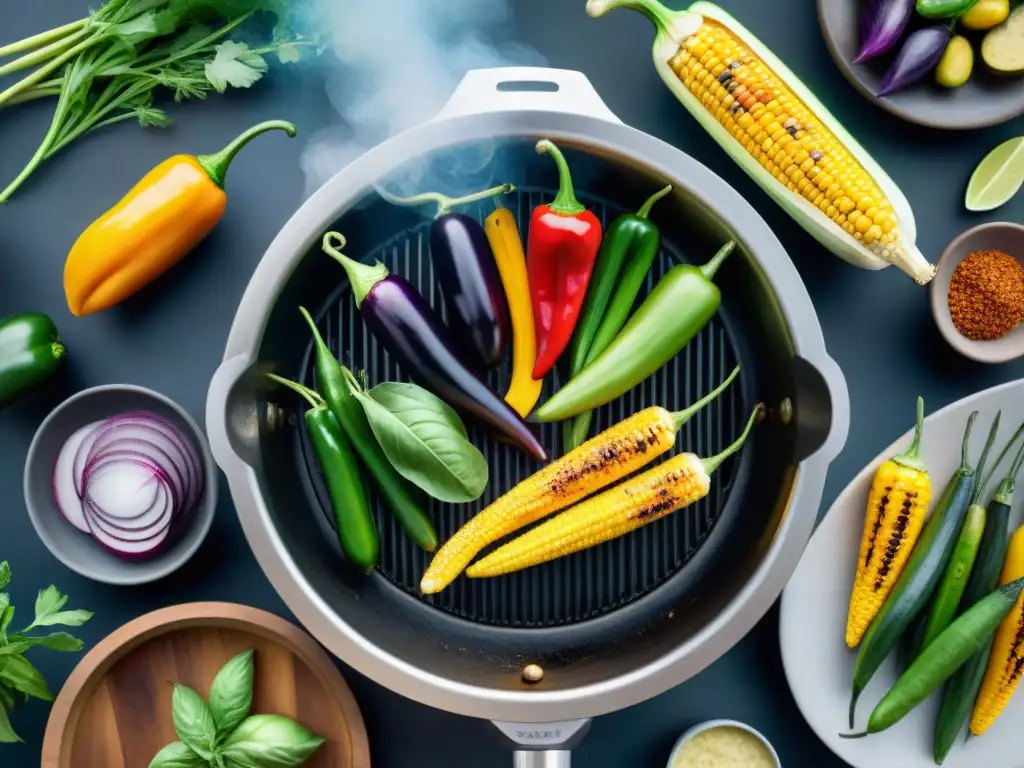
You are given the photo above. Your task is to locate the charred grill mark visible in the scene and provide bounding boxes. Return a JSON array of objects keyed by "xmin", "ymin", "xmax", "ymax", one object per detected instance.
[
  {"xmin": 874, "ymin": 492, "xmax": 916, "ymax": 591},
  {"xmin": 636, "ymin": 496, "xmax": 680, "ymax": 520},
  {"xmin": 1006, "ymin": 615, "xmax": 1024, "ymax": 684},
  {"xmin": 863, "ymin": 485, "xmax": 891, "ymax": 571},
  {"xmin": 548, "ymin": 428, "xmax": 664, "ymax": 495}
]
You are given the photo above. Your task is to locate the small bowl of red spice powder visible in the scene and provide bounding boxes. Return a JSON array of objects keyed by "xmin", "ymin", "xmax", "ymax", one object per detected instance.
[{"xmin": 931, "ymin": 222, "xmax": 1024, "ymax": 364}]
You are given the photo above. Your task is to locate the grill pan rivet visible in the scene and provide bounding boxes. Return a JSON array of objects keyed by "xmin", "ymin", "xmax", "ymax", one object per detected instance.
[
  {"xmin": 779, "ymin": 397, "xmax": 793, "ymax": 425},
  {"xmin": 522, "ymin": 664, "xmax": 545, "ymax": 683}
]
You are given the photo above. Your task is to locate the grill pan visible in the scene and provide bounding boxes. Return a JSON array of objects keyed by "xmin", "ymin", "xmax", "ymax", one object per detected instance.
[
  {"xmin": 206, "ymin": 68, "xmax": 850, "ymax": 765},
  {"xmin": 297, "ymin": 186, "xmax": 744, "ymax": 629}
]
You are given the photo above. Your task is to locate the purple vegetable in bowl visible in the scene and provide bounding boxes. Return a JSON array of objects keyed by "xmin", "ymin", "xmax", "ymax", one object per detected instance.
[
  {"xmin": 856, "ymin": 0, "xmax": 915, "ymax": 63},
  {"xmin": 878, "ymin": 25, "xmax": 952, "ymax": 97}
]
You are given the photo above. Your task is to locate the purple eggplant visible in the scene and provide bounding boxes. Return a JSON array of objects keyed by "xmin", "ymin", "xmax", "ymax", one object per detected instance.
[
  {"xmin": 856, "ymin": 0, "xmax": 915, "ymax": 63},
  {"xmin": 321, "ymin": 232, "xmax": 547, "ymax": 463},
  {"xmin": 877, "ymin": 25, "xmax": 951, "ymax": 96},
  {"xmin": 377, "ymin": 184, "xmax": 511, "ymax": 370}
]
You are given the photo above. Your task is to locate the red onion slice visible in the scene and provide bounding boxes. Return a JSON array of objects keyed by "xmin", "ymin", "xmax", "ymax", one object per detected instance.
[
  {"xmin": 52, "ymin": 422, "xmax": 100, "ymax": 533},
  {"xmin": 84, "ymin": 461, "xmax": 162, "ymax": 520},
  {"xmin": 85, "ymin": 507, "xmax": 171, "ymax": 560},
  {"xmin": 85, "ymin": 446, "xmax": 184, "ymax": 512},
  {"xmin": 84, "ymin": 481, "xmax": 172, "ymax": 540}
]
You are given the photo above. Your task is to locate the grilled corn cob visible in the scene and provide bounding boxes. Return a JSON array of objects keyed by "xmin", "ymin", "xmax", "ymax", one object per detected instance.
[
  {"xmin": 845, "ymin": 396, "xmax": 931, "ymax": 649},
  {"xmin": 467, "ymin": 404, "xmax": 761, "ymax": 578},
  {"xmin": 586, "ymin": 0, "xmax": 935, "ymax": 285},
  {"xmin": 419, "ymin": 365, "xmax": 740, "ymax": 594},
  {"xmin": 970, "ymin": 525, "xmax": 1024, "ymax": 735}
]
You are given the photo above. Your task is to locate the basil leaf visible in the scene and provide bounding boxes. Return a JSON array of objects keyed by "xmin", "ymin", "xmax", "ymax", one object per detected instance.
[
  {"xmin": 208, "ymin": 649, "xmax": 253, "ymax": 743},
  {"xmin": 371, "ymin": 382, "xmax": 468, "ymax": 437},
  {"xmin": 220, "ymin": 714, "xmax": 326, "ymax": 768},
  {"xmin": 0, "ymin": 562, "xmax": 10, "ymax": 590},
  {"xmin": 171, "ymin": 684, "xmax": 216, "ymax": 760},
  {"xmin": 0, "ymin": 702, "xmax": 21, "ymax": 744},
  {"xmin": 0, "ymin": 655, "xmax": 52, "ymax": 701},
  {"xmin": 0, "ymin": 643, "xmax": 30, "ymax": 657},
  {"xmin": 0, "ymin": 683, "xmax": 16, "ymax": 710},
  {"xmin": 148, "ymin": 740, "xmax": 206, "ymax": 768},
  {"xmin": 15, "ymin": 631, "xmax": 84, "ymax": 653},
  {"xmin": 351, "ymin": 382, "xmax": 488, "ymax": 503}
]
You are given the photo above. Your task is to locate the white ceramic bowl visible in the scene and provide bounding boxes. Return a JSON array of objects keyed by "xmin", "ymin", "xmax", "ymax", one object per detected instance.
[
  {"xmin": 930, "ymin": 222, "xmax": 1024, "ymax": 364},
  {"xmin": 665, "ymin": 719, "xmax": 781, "ymax": 768},
  {"xmin": 23, "ymin": 384, "xmax": 218, "ymax": 585}
]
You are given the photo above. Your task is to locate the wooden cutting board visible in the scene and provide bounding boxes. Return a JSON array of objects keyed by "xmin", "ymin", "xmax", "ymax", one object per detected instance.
[{"xmin": 42, "ymin": 602, "xmax": 371, "ymax": 768}]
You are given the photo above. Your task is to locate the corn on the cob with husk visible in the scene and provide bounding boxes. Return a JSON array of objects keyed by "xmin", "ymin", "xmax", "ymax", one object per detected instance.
[
  {"xmin": 419, "ymin": 365, "xmax": 740, "ymax": 594},
  {"xmin": 970, "ymin": 526, "xmax": 1024, "ymax": 735},
  {"xmin": 586, "ymin": 0, "xmax": 936, "ymax": 285},
  {"xmin": 467, "ymin": 404, "xmax": 761, "ymax": 578},
  {"xmin": 845, "ymin": 396, "xmax": 932, "ymax": 648}
]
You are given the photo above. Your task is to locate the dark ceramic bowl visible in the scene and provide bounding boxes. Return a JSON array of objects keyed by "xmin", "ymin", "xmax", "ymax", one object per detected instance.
[
  {"xmin": 931, "ymin": 222, "xmax": 1024, "ymax": 362},
  {"xmin": 23, "ymin": 384, "xmax": 218, "ymax": 585},
  {"xmin": 818, "ymin": 0, "xmax": 1024, "ymax": 130}
]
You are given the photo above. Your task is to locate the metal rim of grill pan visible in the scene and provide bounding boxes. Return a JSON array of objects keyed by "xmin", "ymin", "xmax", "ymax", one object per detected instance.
[{"xmin": 205, "ymin": 68, "xmax": 850, "ymax": 733}]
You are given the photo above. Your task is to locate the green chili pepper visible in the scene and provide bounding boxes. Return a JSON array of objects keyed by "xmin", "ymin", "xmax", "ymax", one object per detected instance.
[
  {"xmin": 0, "ymin": 311, "xmax": 66, "ymax": 410},
  {"xmin": 933, "ymin": 426, "xmax": 1024, "ymax": 764},
  {"xmin": 842, "ymin": 576, "xmax": 1024, "ymax": 740},
  {"xmin": 534, "ymin": 240, "xmax": 735, "ymax": 424},
  {"xmin": 916, "ymin": 0, "xmax": 981, "ymax": 19},
  {"xmin": 563, "ymin": 184, "xmax": 672, "ymax": 452},
  {"xmin": 266, "ymin": 374, "xmax": 380, "ymax": 573},
  {"xmin": 299, "ymin": 308, "xmax": 438, "ymax": 551}
]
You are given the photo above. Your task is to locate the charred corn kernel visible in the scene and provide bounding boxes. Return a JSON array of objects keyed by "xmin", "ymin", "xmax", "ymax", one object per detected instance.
[
  {"xmin": 467, "ymin": 453, "xmax": 711, "ymax": 577},
  {"xmin": 466, "ymin": 405, "xmax": 762, "ymax": 579},
  {"xmin": 845, "ymin": 397, "xmax": 931, "ymax": 648},
  {"xmin": 970, "ymin": 527, "xmax": 1024, "ymax": 735},
  {"xmin": 420, "ymin": 366, "xmax": 741, "ymax": 594}
]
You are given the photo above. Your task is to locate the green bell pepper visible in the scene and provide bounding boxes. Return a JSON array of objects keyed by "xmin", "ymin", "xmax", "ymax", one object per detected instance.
[
  {"xmin": 563, "ymin": 184, "xmax": 672, "ymax": 452},
  {"xmin": 916, "ymin": 0, "xmax": 981, "ymax": 18},
  {"xmin": 0, "ymin": 312, "xmax": 66, "ymax": 409},
  {"xmin": 535, "ymin": 240, "xmax": 735, "ymax": 423}
]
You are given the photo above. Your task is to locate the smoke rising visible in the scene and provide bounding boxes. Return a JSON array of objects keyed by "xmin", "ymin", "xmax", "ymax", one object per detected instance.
[{"xmin": 298, "ymin": 0, "xmax": 547, "ymax": 199}]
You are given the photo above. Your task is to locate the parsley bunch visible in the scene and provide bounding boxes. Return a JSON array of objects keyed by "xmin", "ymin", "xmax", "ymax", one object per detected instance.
[
  {"xmin": 0, "ymin": 561, "xmax": 93, "ymax": 744},
  {"xmin": 0, "ymin": 0, "xmax": 316, "ymax": 203}
]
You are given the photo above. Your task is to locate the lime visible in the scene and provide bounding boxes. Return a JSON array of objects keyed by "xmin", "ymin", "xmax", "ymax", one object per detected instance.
[{"xmin": 965, "ymin": 136, "xmax": 1024, "ymax": 212}]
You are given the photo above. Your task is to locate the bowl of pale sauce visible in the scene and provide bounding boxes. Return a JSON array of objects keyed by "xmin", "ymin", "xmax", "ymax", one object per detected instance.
[{"xmin": 667, "ymin": 719, "xmax": 780, "ymax": 768}]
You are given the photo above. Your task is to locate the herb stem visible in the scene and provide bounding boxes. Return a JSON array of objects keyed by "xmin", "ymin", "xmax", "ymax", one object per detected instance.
[
  {"xmin": 4, "ymin": 87, "xmax": 61, "ymax": 107},
  {"xmin": 0, "ymin": 19, "xmax": 88, "ymax": 59},
  {"xmin": 0, "ymin": 28, "xmax": 92, "ymax": 79},
  {"xmin": 0, "ymin": 32, "xmax": 104, "ymax": 109}
]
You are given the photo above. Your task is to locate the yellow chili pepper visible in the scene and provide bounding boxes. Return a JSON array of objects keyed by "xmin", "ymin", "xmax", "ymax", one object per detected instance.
[
  {"xmin": 484, "ymin": 200, "xmax": 543, "ymax": 417},
  {"xmin": 63, "ymin": 120, "xmax": 297, "ymax": 317}
]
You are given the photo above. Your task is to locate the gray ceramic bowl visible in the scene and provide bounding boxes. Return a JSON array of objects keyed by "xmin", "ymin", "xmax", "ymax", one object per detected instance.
[
  {"xmin": 665, "ymin": 719, "xmax": 780, "ymax": 767},
  {"xmin": 818, "ymin": 0, "xmax": 1024, "ymax": 130},
  {"xmin": 930, "ymin": 222, "xmax": 1024, "ymax": 363},
  {"xmin": 23, "ymin": 384, "xmax": 217, "ymax": 585}
]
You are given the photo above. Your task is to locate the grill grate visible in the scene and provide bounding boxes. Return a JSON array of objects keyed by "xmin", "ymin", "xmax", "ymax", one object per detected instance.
[{"xmin": 298, "ymin": 187, "xmax": 743, "ymax": 628}]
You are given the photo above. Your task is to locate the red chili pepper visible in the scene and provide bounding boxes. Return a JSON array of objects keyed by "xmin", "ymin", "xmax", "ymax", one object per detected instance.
[{"xmin": 527, "ymin": 140, "xmax": 603, "ymax": 380}]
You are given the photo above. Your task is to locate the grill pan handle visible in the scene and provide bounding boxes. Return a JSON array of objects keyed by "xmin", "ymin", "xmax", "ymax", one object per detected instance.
[
  {"xmin": 493, "ymin": 719, "xmax": 591, "ymax": 766},
  {"xmin": 434, "ymin": 67, "xmax": 622, "ymax": 124},
  {"xmin": 206, "ymin": 353, "xmax": 257, "ymax": 472},
  {"xmin": 792, "ymin": 352, "xmax": 850, "ymax": 466}
]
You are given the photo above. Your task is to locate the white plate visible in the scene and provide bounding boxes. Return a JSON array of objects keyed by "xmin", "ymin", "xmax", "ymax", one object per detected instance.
[{"xmin": 780, "ymin": 379, "xmax": 1024, "ymax": 768}]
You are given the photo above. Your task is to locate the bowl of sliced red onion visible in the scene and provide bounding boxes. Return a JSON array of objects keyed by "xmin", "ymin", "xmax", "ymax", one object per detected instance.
[{"xmin": 23, "ymin": 384, "xmax": 217, "ymax": 585}]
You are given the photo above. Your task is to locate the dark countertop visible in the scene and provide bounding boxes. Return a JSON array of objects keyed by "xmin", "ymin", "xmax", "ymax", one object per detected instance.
[{"xmin": 2, "ymin": 1, "xmax": 1023, "ymax": 766}]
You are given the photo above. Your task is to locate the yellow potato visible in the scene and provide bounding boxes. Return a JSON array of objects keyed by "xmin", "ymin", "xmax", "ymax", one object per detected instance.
[
  {"xmin": 961, "ymin": 0, "xmax": 1010, "ymax": 31},
  {"xmin": 936, "ymin": 36, "xmax": 974, "ymax": 88}
]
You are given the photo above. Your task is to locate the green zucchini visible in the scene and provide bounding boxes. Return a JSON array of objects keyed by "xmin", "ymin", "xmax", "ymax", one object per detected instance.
[
  {"xmin": 0, "ymin": 312, "xmax": 66, "ymax": 409},
  {"xmin": 849, "ymin": 412, "xmax": 984, "ymax": 728},
  {"xmin": 844, "ymin": 576, "xmax": 1024, "ymax": 739},
  {"xmin": 933, "ymin": 429, "xmax": 1024, "ymax": 763}
]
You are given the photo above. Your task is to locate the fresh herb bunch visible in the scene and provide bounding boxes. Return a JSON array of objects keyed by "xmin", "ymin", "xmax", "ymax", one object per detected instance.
[
  {"xmin": 0, "ymin": 561, "xmax": 93, "ymax": 744},
  {"xmin": 150, "ymin": 648, "xmax": 326, "ymax": 768},
  {"xmin": 0, "ymin": 0, "xmax": 318, "ymax": 203}
]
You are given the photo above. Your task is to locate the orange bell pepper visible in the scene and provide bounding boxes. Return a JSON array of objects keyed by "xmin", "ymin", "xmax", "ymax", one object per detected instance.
[{"xmin": 63, "ymin": 120, "xmax": 296, "ymax": 317}]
